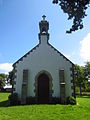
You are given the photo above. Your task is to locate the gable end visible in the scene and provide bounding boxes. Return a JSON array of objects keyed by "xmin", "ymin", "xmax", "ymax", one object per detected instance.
[
  {"xmin": 48, "ymin": 43, "xmax": 74, "ymax": 65},
  {"xmin": 13, "ymin": 44, "xmax": 40, "ymax": 67}
]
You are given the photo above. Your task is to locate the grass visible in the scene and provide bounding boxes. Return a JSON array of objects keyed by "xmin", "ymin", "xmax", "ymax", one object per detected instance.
[
  {"xmin": 0, "ymin": 92, "xmax": 10, "ymax": 107},
  {"xmin": 0, "ymin": 93, "xmax": 90, "ymax": 120}
]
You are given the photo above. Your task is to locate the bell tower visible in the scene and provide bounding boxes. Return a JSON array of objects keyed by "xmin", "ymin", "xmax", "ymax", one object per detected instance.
[{"xmin": 38, "ymin": 15, "xmax": 49, "ymax": 44}]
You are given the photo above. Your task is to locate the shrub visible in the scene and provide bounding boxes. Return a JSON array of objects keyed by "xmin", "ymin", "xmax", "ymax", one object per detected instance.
[
  {"xmin": 67, "ymin": 96, "xmax": 76, "ymax": 105},
  {"xmin": 8, "ymin": 93, "xmax": 19, "ymax": 105}
]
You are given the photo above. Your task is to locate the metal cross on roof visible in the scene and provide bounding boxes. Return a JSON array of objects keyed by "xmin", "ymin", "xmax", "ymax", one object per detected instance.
[{"xmin": 42, "ymin": 15, "xmax": 46, "ymax": 21}]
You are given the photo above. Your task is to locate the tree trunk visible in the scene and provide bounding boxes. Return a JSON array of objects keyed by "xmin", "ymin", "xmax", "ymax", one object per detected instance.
[{"xmin": 79, "ymin": 85, "xmax": 82, "ymax": 96}]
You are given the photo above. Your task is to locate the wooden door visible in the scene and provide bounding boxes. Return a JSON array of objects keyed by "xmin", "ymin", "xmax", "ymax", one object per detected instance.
[{"xmin": 38, "ymin": 73, "xmax": 49, "ymax": 104}]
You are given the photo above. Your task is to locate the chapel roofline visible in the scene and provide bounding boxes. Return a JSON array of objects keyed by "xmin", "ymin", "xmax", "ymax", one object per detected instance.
[
  {"xmin": 13, "ymin": 43, "xmax": 74, "ymax": 67},
  {"xmin": 13, "ymin": 16, "xmax": 74, "ymax": 67}
]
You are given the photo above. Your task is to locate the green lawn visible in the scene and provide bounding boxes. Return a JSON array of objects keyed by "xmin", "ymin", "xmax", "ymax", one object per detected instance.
[{"xmin": 0, "ymin": 93, "xmax": 90, "ymax": 120}]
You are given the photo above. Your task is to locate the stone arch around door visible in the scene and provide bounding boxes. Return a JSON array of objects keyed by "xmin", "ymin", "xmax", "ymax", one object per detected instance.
[{"xmin": 34, "ymin": 70, "xmax": 53, "ymax": 103}]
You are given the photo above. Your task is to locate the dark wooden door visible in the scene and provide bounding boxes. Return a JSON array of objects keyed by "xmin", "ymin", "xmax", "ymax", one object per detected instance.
[{"xmin": 38, "ymin": 73, "xmax": 49, "ymax": 104}]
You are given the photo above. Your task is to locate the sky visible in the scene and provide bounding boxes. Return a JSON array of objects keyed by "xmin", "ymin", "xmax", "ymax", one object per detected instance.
[{"xmin": 0, "ymin": 0, "xmax": 90, "ymax": 74}]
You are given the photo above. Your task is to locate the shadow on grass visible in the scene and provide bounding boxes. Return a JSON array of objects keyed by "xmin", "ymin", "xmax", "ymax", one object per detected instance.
[
  {"xmin": 0, "ymin": 100, "xmax": 10, "ymax": 107},
  {"xmin": 76, "ymin": 95, "xmax": 90, "ymax": 98},
  {"xmin": 0, "ymin": 96, "xmax": 89, "ymax": 107}
]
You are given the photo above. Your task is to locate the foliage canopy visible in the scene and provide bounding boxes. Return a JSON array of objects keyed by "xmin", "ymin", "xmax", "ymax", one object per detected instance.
[
  {"xmin": 53, "ymin": 0, "xmax": 90, "ymax": 33},
  {"xmin": 0, "ymin": 73, "xmax": 7, "ymax": 90}
]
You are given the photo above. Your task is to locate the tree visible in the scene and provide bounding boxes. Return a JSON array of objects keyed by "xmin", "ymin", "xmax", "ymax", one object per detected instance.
[
  {"xmin": 75, "ymin": 64, "xmax": 87, "ymax": 96},
  {"xmin": 84, "ymin": 61, "xmax": 90, "ymax": 77},
  {"xmin": 0, "ymin": 73, "xmax": 7, "ymax": 91},
  {"xmin": 7, "ymin": 71, "xmax": 14, "ymax": 85},
  {"xmin": 53, "ymin": 0, "xmax": 90, "ymax": 33}
]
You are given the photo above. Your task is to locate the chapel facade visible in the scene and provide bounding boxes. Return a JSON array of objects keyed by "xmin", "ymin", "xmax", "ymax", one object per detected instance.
[{"xmin": 13, "ymin": 16, "xmax": 75, "ymax": 104}]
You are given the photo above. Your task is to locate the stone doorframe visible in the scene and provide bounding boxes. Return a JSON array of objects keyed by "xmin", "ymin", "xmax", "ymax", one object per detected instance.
[{"xmin": 34, "ymin": 70, "xmax": 53, "ymax": 103}]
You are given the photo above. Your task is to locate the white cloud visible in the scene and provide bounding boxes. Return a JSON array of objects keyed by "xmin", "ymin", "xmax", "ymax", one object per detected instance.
[
  {"xmin": 80, "ymin": 33, "xmax": 90, "ymax": 61},
  {"xmin": 61, "ymin": 33, "xmax": 90, "ymax": 66},
  {"xmin": 0, "ymin": 63, "xmax": 13, "ymax": 74}
]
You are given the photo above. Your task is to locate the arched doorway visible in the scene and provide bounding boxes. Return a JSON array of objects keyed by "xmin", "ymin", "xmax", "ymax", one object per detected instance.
[{"xmin": 37, "ymin": 73, "xmax": 49, "ymax": 103}]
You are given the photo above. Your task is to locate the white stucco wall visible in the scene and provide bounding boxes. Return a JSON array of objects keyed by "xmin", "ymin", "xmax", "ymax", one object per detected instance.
[{"xmin": 14, "ymin": 34, "xmax": 73, "ymax": 99}]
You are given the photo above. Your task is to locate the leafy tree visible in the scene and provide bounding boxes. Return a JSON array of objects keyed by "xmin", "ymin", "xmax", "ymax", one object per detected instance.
[
  {"xmin": 75, "ymin": 64, "xmax": 88, "ymax": 96},
  {"xmin": 84, "ymin": 61, "xmax": 90, "ymax": 77},
  {"xmin": 53, "ymin": 0, "xmax": 90, "ymax": 33},
  {"xmin": 0, "ymin": 73, "xmax": 7, "ymax": 90},
  {"xmin": 7, "ymin": 71, "xmax": 14, "ymax": 85},
  {"xmin": 84, "ymin": 62, "xmax": 90, "ymax": 91}
]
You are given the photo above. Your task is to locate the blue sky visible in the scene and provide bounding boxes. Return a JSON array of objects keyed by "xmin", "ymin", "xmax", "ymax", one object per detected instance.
[{"xmin": 0, "ymin": 0, "xmax": 90, "ymax": 73}]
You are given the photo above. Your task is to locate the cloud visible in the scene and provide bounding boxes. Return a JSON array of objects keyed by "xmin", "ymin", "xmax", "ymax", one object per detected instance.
[
  {"xmin": 0, "ymin": 63, "xmax": 13, "ymax": 74},
  {"xmin": 80, "ymin": 33, "xmax": 90, "ymax": 61}
]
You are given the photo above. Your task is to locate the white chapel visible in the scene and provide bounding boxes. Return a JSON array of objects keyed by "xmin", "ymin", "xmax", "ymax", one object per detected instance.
[{"xmin": 13, "ymin": 16, "xmax": 75, "ymax": 104}]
